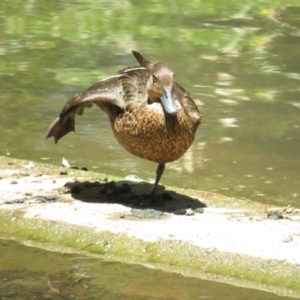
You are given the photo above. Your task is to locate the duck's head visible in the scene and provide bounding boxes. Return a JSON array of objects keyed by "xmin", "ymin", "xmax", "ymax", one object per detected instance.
[
  {"xmin": 147, "ymin": 62, "xmax": 178, "ymax": 115},
  {"xmin": 132, "ymin": 51, "xmax": 178, "ymax": 115}
]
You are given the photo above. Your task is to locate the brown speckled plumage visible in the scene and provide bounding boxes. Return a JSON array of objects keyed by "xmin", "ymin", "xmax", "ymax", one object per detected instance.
[
  {"xmin": 113, "ymin": 102, "xmax": 196, "ymax": 163},
  {"xmin": 46, "ymin": 51, "xmax": 201, "ymax": 199}
]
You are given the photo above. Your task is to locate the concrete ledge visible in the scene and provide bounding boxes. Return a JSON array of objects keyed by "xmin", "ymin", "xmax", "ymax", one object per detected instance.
[{"xmin": 0, "ymin": 156, "xmax": 300, "ymax": 298}]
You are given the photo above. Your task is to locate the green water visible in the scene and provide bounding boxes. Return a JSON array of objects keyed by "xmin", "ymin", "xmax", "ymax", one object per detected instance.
[
  {"xmin": 1, "ymin": 1, "xmax": 300, "ymax": 206},
  {"xmin": 0, "ymin": 239, "xmax": 296, "ymax": 300}
]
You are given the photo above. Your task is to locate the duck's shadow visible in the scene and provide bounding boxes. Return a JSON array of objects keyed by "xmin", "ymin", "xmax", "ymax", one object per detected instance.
[{"xmin": 62, "ymin": 179, "xmax": 206, "ymax": 214}]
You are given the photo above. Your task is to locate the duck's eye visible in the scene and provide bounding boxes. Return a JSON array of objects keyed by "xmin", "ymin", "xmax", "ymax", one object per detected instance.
[{"xmin": 152, "ymin": 75, "xmax": 157, "ymax": 83}]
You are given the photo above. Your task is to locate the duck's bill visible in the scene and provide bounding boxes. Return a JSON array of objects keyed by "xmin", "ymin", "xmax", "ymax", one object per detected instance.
[{"xmin": 161, "ymin": 87, "xmax": 178, "ymax": 115}]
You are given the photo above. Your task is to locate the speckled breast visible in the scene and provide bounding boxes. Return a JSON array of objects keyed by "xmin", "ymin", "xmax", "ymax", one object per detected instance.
[{"xmin": 112, "ymin": 103, "xmax": 197, "ymax": 163}]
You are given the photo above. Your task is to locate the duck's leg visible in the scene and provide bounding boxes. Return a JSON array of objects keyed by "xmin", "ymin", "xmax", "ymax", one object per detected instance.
[
  {"xmin": 148, "ymin": 163, "xmax": 165, "ymax": 197},
  {"xmin": 133, "ymin": 163, "xmax": 165, "ymax": 206}
]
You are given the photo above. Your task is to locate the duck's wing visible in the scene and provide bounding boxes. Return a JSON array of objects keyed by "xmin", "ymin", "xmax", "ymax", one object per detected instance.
[{"xmin": 46, "ymin": 67, "xmax": 149, "ymax": 143}]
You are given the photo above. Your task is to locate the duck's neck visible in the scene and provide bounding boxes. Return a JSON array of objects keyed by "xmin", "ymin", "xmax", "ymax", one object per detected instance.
[{"xmin": 147, "ymin": 90, "xmax": 161, "ymax": 103}]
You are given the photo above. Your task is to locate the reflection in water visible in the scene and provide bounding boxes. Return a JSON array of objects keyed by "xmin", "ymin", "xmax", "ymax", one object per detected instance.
[
  {"xmin": 0, "ymin": 239, "xmax": 295, "ymax": 300},
  {"xmin": 218, "ymin": 118, "xmax": 239, "ymax": 127},
  {"xmin": 0, "ymin": 1, "xmax": 300, "ymax": 206}
]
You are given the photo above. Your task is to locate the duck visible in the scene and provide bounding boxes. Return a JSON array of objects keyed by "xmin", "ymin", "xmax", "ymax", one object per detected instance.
[{"xmin": 46, "ymin": 51, "xmax": 201, "ymax": 201}]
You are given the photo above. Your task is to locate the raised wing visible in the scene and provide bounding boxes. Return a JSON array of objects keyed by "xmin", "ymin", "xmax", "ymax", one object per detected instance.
[{"xmin": 46, "ymin": 67, "xmax": 149, "ymax": 143}]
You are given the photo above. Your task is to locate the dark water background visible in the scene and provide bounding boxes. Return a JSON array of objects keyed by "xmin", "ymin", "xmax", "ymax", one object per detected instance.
[{"xmin": 1, "ymin": 1, "xmax": 300, "ymax": 207}]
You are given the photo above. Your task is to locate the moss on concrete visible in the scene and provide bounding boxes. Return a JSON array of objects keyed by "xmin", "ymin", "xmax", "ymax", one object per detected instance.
[
  {"xmin": 0, "ymin": 209, "xmax": 299, "ymax": 298},
  {"xmin": 1, "ymin": 155, "xmax": 300, "ymax": 298}
]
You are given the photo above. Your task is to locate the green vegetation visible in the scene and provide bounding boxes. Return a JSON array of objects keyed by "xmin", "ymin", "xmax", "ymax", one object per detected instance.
[{"xmin": 0, "ymin": 209, "xmax": 299, "ymax": 297}]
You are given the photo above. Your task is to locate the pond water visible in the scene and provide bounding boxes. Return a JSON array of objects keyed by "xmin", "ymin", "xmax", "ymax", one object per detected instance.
[
  {"xmin": 1, "ymin": 1, "xmax": 300, "ymax": 207},
  {"xmin": 0, "ymin": 239, "xmax": 296, "ymax": 300}
]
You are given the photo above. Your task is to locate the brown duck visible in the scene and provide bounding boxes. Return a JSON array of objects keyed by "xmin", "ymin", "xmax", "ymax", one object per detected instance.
[{"xmin": 46, "ymin": 51, "xmax": 201, "ymax": 200}]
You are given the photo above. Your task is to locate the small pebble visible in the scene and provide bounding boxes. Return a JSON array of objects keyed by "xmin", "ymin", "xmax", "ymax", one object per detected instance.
[
  {"xmin": 185, "ymin": 208, "xmax": 194, "ymax": 216},
  {"xmin": 4, "ymin": 199, "xmax": 25, "ymax": 204},
  {"xmin": 131, "ymin": 208, "xmax": 163, "ymax": 219},
  {"xmin": 97, "ymin": 175, "xmax": 108, "ymax": 182},
  {"xmin": 174, "ymin": 208, "xmax": 187, "ymax": 215},
  {"xmin": 267, "ymin": 210, "xmax": 283, "ymax": 220}
]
